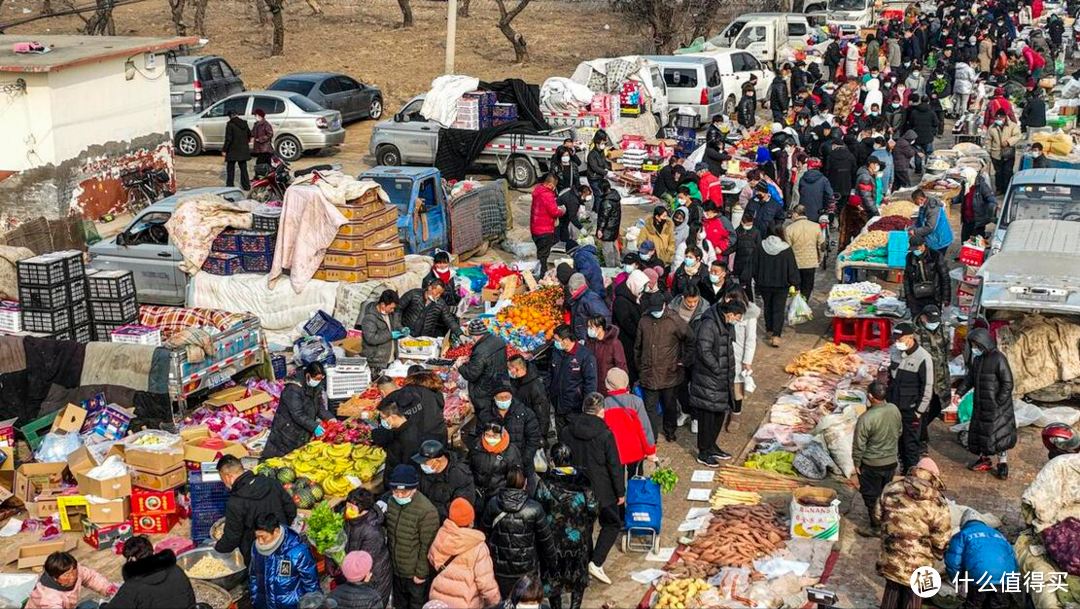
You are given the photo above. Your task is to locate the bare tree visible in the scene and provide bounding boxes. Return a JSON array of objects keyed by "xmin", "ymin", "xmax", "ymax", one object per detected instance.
[
  {"xmin": 459, "ymin": 0, "xmax": 469, "ymax": 17},
  {"xmin": 168, "ymin": 0, "xmax": 186, "ymax": 35},
  {"xmin": 397, "ymin": 0, "xmax": 414, "ymax": 28},
  {"xmin": 493, "ymin": 0, "xmax": 532, "ymax": 63},
  {"xmin": 193, "ymin": 0, "xmax": 209, "ymax": 35},
  {"xmin": 253, "ymin": 0, "xmax": 267, "ymax": 26},
  {"xmin": 66, "ymin": 0, "xmax": 114, "ymax": 35},
  {"xmin": 611, "ymin": 0, "xmax": 725, "ymax": 54},
  {"xmin": 264, "ymin": 0, "xmax": 285, "ymax": 56}
]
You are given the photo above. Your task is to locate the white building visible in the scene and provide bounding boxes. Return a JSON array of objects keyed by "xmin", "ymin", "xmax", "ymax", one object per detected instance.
[{"xmin": 0, "ymin": 35, "xmax": 195, "ymax": 225}]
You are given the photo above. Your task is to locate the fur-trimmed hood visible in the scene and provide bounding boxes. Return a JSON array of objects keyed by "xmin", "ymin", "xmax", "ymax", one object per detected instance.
[{"xmin": 122, "ymin": 550, "xmax": 177, "ymax": 584}]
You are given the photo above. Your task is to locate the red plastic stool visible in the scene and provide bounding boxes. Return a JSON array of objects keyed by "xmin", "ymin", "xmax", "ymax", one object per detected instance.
[
  {"xmin": 859, "ymin": 318, "xmax": 893, "ymax": 351},
  {"xmin": 832, "ymin": 317, "xmax": 859, "ymax": 346}
]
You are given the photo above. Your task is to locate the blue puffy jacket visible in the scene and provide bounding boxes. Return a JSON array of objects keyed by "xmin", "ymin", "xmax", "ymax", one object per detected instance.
[
  {"xmin": 570, "ymin": 289, "xmax": 611, "ymax": 341},
  {"xmin": 571, "ymin": 245, "xmax": 606, "ymax": 299},
  {"xmin": 915, "ymin": 199, "xmax": 954, "ymax": 252},
  {"xmin": 250, "ymin": 527, "xmax": 321, "ymax": 609},
  {"xmin": 944, "ymin": 520, "xmax": 1018, "ymax": 584}
]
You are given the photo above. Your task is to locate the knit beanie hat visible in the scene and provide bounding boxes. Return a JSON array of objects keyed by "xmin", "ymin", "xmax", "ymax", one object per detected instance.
[
  {"xmin": 606, "ymin": 368, "xmax": 630, "ymax": 391},
  {"xmin": 568, "ymin": 273, "xmax": 588, "ymax": 298},
  {"xmin": 916, "ymin": 457, "xmax": 940, "ymax": 476},
  {"xmin": 468, "ymin": 318, "xmax": 487, "ymax": 336},
  {"xmin": 341, "ymin": 551, "xmax": 373, "ymax": 583},
  {"xmin": 448, "ymin": 497, "xmax": 475, "ymax": 527}
]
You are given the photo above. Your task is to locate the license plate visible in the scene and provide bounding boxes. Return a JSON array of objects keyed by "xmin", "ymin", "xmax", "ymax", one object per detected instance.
[{"xmin": 171, "ymin": 94, "xmax": 182, "ymax": 103}]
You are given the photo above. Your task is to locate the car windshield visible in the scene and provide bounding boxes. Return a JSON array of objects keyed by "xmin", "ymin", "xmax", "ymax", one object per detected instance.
[
  {"xmin": 269, "ymin": 79, "xmax": 315, "ymax": 95},
  {"xmin": 828, "ymin": 0, "xmax": 866, "ymax": 10},
  {"xmin": 1006, "ymin": 184, "xmax": 1080, "ymax": 224},
  {"xmin": 167, "ymin": 64, "xmax": 192, "ymax": 86},
  {"xmin": 289, "ymin": 94, "xmax": 324, "ymax": 112},
  {"xmin": 709, "ymin": 21, "xmax": 745, "ymax": 47}
]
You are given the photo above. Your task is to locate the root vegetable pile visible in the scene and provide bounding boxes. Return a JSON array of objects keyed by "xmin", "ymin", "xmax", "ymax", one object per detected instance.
[
  {"xmin": 654, "ymin": 578, "xmax": 711, "ymax": 609},
  {"xmin": 671, "ymin": 504, "xmax": 789, "ymax": 577}
]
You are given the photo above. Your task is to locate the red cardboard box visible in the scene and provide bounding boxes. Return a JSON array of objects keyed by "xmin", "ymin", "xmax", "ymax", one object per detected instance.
[
  {"xmin": 133, "ymin": 511, "xmax": 179, "ymax": 535},
  {"xmin": 959, "ymin": 243, "xmax": 986, "ymax": 267},
  {"xmin": 83, "ymin": 520, "xmax": 133, "ymax": 550},
  {"xmin": 131, "ymin": 487, "xmax": 177, "ymax": 514}
]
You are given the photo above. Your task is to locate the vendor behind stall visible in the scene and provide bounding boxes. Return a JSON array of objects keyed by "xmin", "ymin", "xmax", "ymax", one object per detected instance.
[
  {"xmin": 373, "ymin": 370, "xmax": 450, "ymax": 470},
  {"xmin": 361, "ymin": 290, "xmax": 404, "ymax": 372},
  {"xmin": 400, "ymin": 277, "xmax": 465, "ymax": 340},
  {"xmin": 262, "ymin": 361, "xmax": 335, "ymax": 460},
  {"xmin": 427, "ymin": 251, "xmax": 461, "ymax": 310}
]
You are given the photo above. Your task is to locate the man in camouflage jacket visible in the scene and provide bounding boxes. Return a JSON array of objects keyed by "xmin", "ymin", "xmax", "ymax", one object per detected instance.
[
  {"xmin": 916, "ymin": 305, "xmax": 951, "ymax": 445},
  {"xmin": 874, "ymin": 459, "xmax": 952, "ymax": 609}
]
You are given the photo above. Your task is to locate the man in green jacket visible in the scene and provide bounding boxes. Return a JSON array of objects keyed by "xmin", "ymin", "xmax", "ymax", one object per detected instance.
[
  {"xmin": 852, "ymin": 381, "xmax": 902, "ymax": 537},
  {"xmin": 384, "ymin": 464, "xmax": 440, "ymax": 609}
]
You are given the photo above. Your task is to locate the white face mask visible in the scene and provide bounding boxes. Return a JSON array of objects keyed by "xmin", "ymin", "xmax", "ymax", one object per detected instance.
[
  {"xmin": 561, "ymin": 155, "xmax": 570, "ymax": 163},
  {"xmin": 925, "ymin": 321, "xmax": 941, "ymax": 331},
  {"xmin": 650, "ymin": 307, "xmax": 665, "ymax": 318},
  {"xmin": 623, "ymin": 264, "xmax": 635, "ymax": 274},
  {"xmin": 894, "ymin": 340, "xmax": 909, "ymax": 352},
  {"xmin": 640, "ymin": 252, "xmax": 653, "ymax": 261}
]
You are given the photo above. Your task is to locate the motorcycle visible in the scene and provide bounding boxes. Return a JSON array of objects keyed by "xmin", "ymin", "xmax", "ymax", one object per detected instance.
[{"xmin": 249, "ymin": 156, "xmax": 339, "ymax": 202}]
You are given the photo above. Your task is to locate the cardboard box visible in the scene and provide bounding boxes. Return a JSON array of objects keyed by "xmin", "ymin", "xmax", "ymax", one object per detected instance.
[
  {"xmin": 125, "ymin": 447, "xmax": 185, "ymax": 475},
  {"xmin": 182, "ymin": 426, "xmax": 249, "ymax": 463},
  {"xmin": 481, "ymin": 275, "xmax": 525, "ymax": 303},
  {"xmin": 133, "ymin": 511, "xmax": 179, "ymax": 535},
  {"xmin": 790, "ymin": 486, "xmax": 841, "ymax": 541},
  {"xmin": 15, "ymin": 461, "xmax": 67, "ymax": 503},
  {"xmin": 67, "ymin": 446, "xmax": 98, "ymax": 477},
  {"xmin": 334, "ymin": 336, "xmax": 363, "ymax": 357},
  {"xmin": 131, "ymin": 466, "xmax": 187, "ymax": 491},
  {"xmin": 17, "ymin": 538, "xmax": 76, "ymax": 569},
  {"xmin": 88, "ymin": 497, "xmax": 131, "ymax": 524},
  {"xmin": 51, "ymin": 404, "xmax": 87, "ymax": 434},
  {"xmin": 0, "ymin": 471, "xmax": 14, "ymax": 505},
  {"xmin": 26, "ymin": 487, "xmax": 68, "ymax": 518},
  {"xmin": 203, "ymin": 386, "xmax": 248, "ymax": 408},
  {"xmin": 57, "ymin": 495, "xmax": 88, "ymax": 531},
  {"xmin": 1, "ymin": 445, "xmax": 12, "ymax": 472},
  {"xmin": 131, "ymin": 487, "xmax": 177, "ymax": 514},
  {"xmin": 232, "ymin": 391, "xmax": 273, "ymax": 414},
  {"xmin": 0, "ymin": 416, "xmax": 16, "ymax": 447},
  {"xmin": 83, "ymin": 520, "xmax": 133, "ymax": 550},
  {"xmin": 75, "ymin": 471, "xmax": 132, "ymax": 500}
]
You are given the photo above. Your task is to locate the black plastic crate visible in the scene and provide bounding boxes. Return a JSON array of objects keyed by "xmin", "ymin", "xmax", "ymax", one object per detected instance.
[
  {"xmin": 89, "ymin": 296, "xmax": 138, "ymax": 324},
  {"xmin": 72, "ymin": 324, "xmax": 92, "ymax": 344},
  {"xmin": 240, "ymin": 253, "xmax": 273, "ymax": 274},
  {"xmin": 17, "ymin": 251, "xmax": 84, "ymax": 287},
  {"xmin": 93, "ymin": 321, "xmax": 127, "ymax": 342},
  {"xmin": 70, "ymin": 300, "xmax": 90, "ymax": 328},
  {"xmin": 23, "ymin": 308, "xmax": 71, "ymax": 333},
  {"xmin": 50, "ymin": 328, "xmax": 73, "ymax": 341},
  {"xmin": 252, "ymin": 214, "xmax": 279, "ymax": 232},
  {"xmin": 86, "ymin": 269, "xmax": 136, "ymax": 301},
  {"xmin": 18, "ymin": 279, "xmax": 87, "ymax": 311}
]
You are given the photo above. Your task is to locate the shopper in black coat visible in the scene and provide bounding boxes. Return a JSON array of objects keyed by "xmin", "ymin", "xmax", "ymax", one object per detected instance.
[
  {"xmin": 797, "ymin": 163, "xmax": 835, "ymax": 222},
  {"xmin": 596, "ymin": 186, "xmax": 622, "ymax": 243},
  {"xmin": 509, "ymin": 355, "xmax": 553, "ymax": 444},
  {"xmin": 737, "ymin": 85, "xmax": 758, "ymax": 128},
  {"xmin": 372, "ymin": 371, "xmax": 450, "ymax": 470},
  {"xmin": 653, "ymin": 158, "xmax": 685, "ymax": 202},
  {"xmin": 415, "ymin": 440, "xmax": 476, "ymax": 522},
  {"xmin": 689, "ymin": 301, "xmax": 746, "ymax": 465},
  {"xmin": 547, "ymin": 325, "xmax": 598, "ymax": 430},
  {"xmin": 343, "ymin": 489, "xmax": 392, "ymax": 607},
  {"xmin": 956, "ymin": 328, "xmax": 1017, "ymax": 479},
  {"xmin": 262, "ymin": 363, "xmax": 335, "ymax": 459},
  {"xmin": 903, "ymin": 236, "xmax": 952, "ymax": 313},
  {"xmin": 612, "ymin": 278, "xmax": 643, "ymax": 384},
  {"xmin": 215, "ymin": 457, "xmax": 298, "ymax": 566},
  {"xmin": 469, "ymin": 423, "xmax": 524, "ymax": 508},
  {"xmin": 106, "ymin": 537, "xmax": 195, "ymax": 609},
  {"xmin": 557, "ymin": 393, "xmax": 624, "ymax": 580},
  {"xmin": 557, "ymin": 185, "xmax": 588, "ymax": 249},
  {"xmin": 903, "ymin": 96, "xmax": 941, "ymax": 148},
  {"xmin": 223, "ymin": 111, "xmax": 252, "ymax": 190},
  {"xmin": 1020, "ymin": 89, "xmax": 1047, "ymax": 130},
  {"xmin": 470, "ymin": 385, "xmax": 542, "ymax": 476},
  {"xmin": 399, "ymin": 278, "xmax": 464, "ymax": 339},
  {"xmin": 458, "ymin": 323, "xmax": 508, "ymax": 417},
  {"xmin": 482, "ymin": 470, "xmax": 558, "ymax": 597},
  {"xmin": 768, "ymin": 69, "xmax": 791, "ymax": 123},
  {"xmin": 732, "ymin": 218, "xmax": 760, "ymax": 298},
  {"xmin": 824, "ymin": 140, "xmax": 857, "ymax": 198},
  {"xmin": 753, "ymin": 222, "xmax": 800, "ymax": 345}
]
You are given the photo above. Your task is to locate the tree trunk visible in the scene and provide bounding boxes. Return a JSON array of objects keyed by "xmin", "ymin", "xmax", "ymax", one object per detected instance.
[
  {"xmin": 492, "ymin": 0, "xmax": 532, "ymax": 63},
  {"xmin": 84, "ymin": 0, "xmax": 114, "ymax": 35},
  {"xmin": 193, "ymin": 0, "xmax": 209, "ymax": 35},
  {"xmin": 169, "ymin": 0, "xmax": 186, "ymax": 36},
  {"xmin": 253, "ymin": 0, "xmax": 266, "ymax": 26},
  {"xmin": 397, "ymin": 0, "xmax": 413, "ymax": 27},
  {"xmin": 264, "ymin": 0, "xmax": 285, "ymax": 56},
  {"xmin": 41, "ymin": 0, "xmax": 53, "ymax": 15},
  {"xmin": 458, "ymin": 0, "xmax": 469, "ymax": 17}
]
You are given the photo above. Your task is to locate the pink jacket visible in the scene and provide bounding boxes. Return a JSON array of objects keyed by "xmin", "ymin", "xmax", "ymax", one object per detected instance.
[
  {"xmin": 427, "ymin": 522, "xmax": 501, "ymax": 609},
  {"xmin": 26, "ymin": 566, "xmax": 113, "ymax": 609}
]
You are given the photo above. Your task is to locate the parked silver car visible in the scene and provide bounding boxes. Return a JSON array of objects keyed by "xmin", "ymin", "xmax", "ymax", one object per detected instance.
[
  {"xmin": 268, "ymin": 72, "xmax": 383, "ymax": 123},
  {"xmin": 87, "ymin": 187, "xmax": 245, "ymax": 305},
  {"xmin": 173, "ymin": 91, "xmax": 346, "ymax": 162},
  {"xmin": 168, "ymin": 55, "xmax": 245, "ymax": 117}
]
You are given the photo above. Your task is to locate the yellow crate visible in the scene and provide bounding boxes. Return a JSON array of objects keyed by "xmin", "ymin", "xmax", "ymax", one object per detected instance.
[
  {"xmin": 364, "ymin": 224, "xmax": 399, "ymax": 248},
  {"xmin": 367, "ymin": 260, "xmax": 406, "ymax": 279},
  {"xmin": 327, "ymin": 235, "xmax": 366, "ymax": 254}
]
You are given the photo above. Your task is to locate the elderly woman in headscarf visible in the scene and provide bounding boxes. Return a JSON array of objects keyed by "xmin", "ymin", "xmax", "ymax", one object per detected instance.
[
  {"xmin": 612, "ymin": 269, "xmax": 648, "ymax": 385},
  {"xmin": 833, "ymin": 78, "xmax": 861, "ymax": 123}
]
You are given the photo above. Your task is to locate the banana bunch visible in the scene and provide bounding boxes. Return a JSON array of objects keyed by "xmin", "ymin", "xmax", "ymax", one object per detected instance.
[
  {"xmin": 709, "ymin": 487, "xmax": 762, "ymax": 509},
  {"xmin": 321, "ymin": 475, "xmax": 353, "ymax": 496},
  {"xmin": 260, "ymin": 441, "xmax": 387, "ymax": 497}
]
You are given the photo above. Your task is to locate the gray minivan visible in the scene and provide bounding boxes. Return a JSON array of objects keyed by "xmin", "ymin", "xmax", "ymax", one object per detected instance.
[
  {"xmin": 643, "ymin": 56, "xmax": 725, "ymax": 128},
  {"xmin": 168, "ymin": 55, "xmax": 246, "ymax": 117}
]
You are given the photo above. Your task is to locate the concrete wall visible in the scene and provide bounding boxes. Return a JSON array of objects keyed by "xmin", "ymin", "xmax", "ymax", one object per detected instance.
[{"xmin": 0, "ymin": 52, "xmax": 175, "ymax": 226}]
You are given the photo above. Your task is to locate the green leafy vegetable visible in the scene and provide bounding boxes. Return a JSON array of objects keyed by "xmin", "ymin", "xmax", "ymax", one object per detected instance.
[
  {"xmin": 306, "ymin": 501, "xmax": 345, "ymax": 557},
  {"xmin": 651, "ymin": 467, "xmax": 679, "ymax": 494}
]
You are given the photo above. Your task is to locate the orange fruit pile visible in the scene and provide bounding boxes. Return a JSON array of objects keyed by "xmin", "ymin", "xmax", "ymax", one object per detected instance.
[{"xmin": 495, "ymin": 285, "xmax": 563, "ymax": 340}]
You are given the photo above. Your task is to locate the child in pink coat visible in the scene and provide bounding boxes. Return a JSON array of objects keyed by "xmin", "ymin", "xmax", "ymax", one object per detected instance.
[{"xmin": 26, "ymin": 551, "xmax": 117, "ymax": 609}]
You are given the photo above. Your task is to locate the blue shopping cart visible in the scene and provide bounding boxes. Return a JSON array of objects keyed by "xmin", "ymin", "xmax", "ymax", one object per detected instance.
[{"xmin": 622, "ymin": 474, "xmax": 662, "ymax": 553}]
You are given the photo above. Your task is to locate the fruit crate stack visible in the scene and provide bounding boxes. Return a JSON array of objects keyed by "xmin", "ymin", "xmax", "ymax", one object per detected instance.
[
  {"xmin": 17, "ymin": 250, "xmax": 91, "ymax": 342},
  {"xmin": 451, "ymin": 90, "xmax": 497, "ymax": 130},
  {"xmin": 326, "ymin": 356, "xmax": 372, "ymax": 400},
  {"xmin": 208, "ymin": 228, "xmax": 277, "ymax": 275},
  {"xmin": 187, "ymin": 470, "xmax": 229, "ymax": 542},
  {"xmin": 85, "ymin": 269, "xmax": 138, "ymax": 342},
  {"xmin": 315, "ymin": 187, "xmax": 406, "ymax": 282},
  {"xmin": 131, "ymin": 487, "xmax": 180, "ymax": 536},
  {"xmin": 491, "ymin": 103, "xmax": 518, "ymax": 127}
]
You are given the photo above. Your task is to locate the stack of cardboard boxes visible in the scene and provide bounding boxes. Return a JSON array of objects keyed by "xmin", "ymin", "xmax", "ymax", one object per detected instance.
[{"xmin": 315, "ymin": 187, "xmax": 407, "ymax": 282}]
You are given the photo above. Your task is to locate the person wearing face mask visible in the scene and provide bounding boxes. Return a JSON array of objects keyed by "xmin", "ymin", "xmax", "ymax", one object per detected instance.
[
  {"xmin": 214, "ymin": 455, "xmax": 297, "ymax": 568},
  {"xmin": 638, "ymin": 206, "xmax": 676, "ymax": 266},
  {"xmin": 700, "ymin": 260, "xmax": 733, "ymax": 305},
  {"xmin": 753, "ymin": 222, "xmax": 800, "ymax": 348},
  {"xmin": 384, "ymin": 465, "xmax": 440, "ymax": 609},
  {"xmin": 508, "ymin": 354, "xmax": 553, "ymax": 445},
  {"xmin": 530, "ymin": 172, "xmax": 565, "ymax": 278},
  {"xmin": 910, "ymin": 188, "xmax": 952, "ymax": 257},
  {"xmin": 374, "ymin": 371, "xmax": 450, "ymax": 470},
  {"xmin": 475, "ymin": 384, "xmax": 541, "ymax": 474},
  {"xmin": 884, "ymin": 94, "xmax": 906, "ymax": 133},
  {"xmin": 983, "ymin": 87, "xmax": 1016, "ymax": 127},
  {"xmin": 594, "ymin": 180, "xmax": 622, "ymax": 267},
  {"xmin": 870, "ymin": 136, "xmax": 894, "ymax": 198},
  {"xmin": 247, "ymin": 514, "xmax": 320, "ymax": 609},
  {"xmin": 342, "ymin": 488, "xmax": 392, "ymax": 608},
  {"xmin": 361, "ymin": 289, "xmax": 403, "ymax": 372},
  {"xmin": 635, "ymin": 291, "xmax": 691, "ymax": 442},
  {"xmin": 469, "ymin": 422, "xmax": 524, "ymax": 509},
  {"xmin": 1021, "ymin": 86, "xmax": 1047, "ymax": 132},
  {"xmin": 737, "ymin": 82, "xmax": 758, "ymax": 129},
  {"xmin": 904, "ymin": 234, "xmax": 952, "ymax": 315},
  {"xmin": 743, "ymin": 182, "xmax": 784, "ymax": 236},
  {"xmin": 548, "ymin": 324, "xmax": 598, "ymax": 433},
  {"xmin": 690, "ymin": 299, "xmax": 747, "ymax": 466},
  {"xmin": 955, "ymin": 328, "xmax": 1016, "ymax": 480},
  {"xmin": 584, "ymin": 316, "xmax": 628, "ymax": 398},
  {"xmin": 457, "ymin": 318, "xmax": 508, "ymax": 417},
  {"xmin": 557, "ymin": 184, "xmax": 590, "ymax": 251},
  {"xmin": 653, "ymin": 156, "xmax": 685, "ymax": 203},
  {"xmin": 611, "ymin": 269, "xmax": 646, "ymax": 384},
  {"xmin": 586, "ymin": 132, "xmax": 613, "ymax": 203},
  {"xmin": 886, "ymin": 323, "xmax": 935, "ymax": 473},
  {"xmin": 552, "ymin": 141, "xmax": 581, "ymax": 192},
  {"xmin": 427, "ymin": 250, "xmax": 461, "ymax": 310},
  {"xmin": 915, "ymin": 305, "xmax": 950, "ymax": 446},
  {"xmin": 671, "ymin": 244, "xmax": 707, "ymax": 297},
  {"xmin": 262, "ymin": 361, "xmax": 334, "ymax": 459},
  {"xmin": 732, "ymin": 212, "xmax": 760, "ymax": 299},
  {"xmin": 1028, "ymin": 141, "xmax": 1049, "ymax": 169},
  {"xmin": 399, "ymin": 277, "xmax": 465, "ymax": 340},
  {"xmin": 567, "ymin": 272, "xmax": 610, "ymax": 342},
  {"xmin": 413, "ymin": 439, "xmax": 475, "ymax": 523},
  {"xmin": 824, "ymin": 38, "xmax": 843, "ymax": 80}
]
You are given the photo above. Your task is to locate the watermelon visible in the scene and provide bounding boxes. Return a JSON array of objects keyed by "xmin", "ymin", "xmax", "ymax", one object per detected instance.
[
  {"xmin": 310, "ymin": 485, "xmax": 325, "ymax": 501},
  {"xmin": 277, "ymin": 468, "xmax": 296, "ymax": 484},
  {"xmin": 293, "ymin": 487, "xmax": 315, "ymax": 509}
]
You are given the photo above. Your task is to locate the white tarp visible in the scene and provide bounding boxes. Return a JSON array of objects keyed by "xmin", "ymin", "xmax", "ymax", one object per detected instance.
[
  {"xmin": 540, "ymin": 77, "xmax": 595, "ymax": 112},
  {"xmin": 420, "ymin": 75, "xmax": 481, "ymax": 127}
]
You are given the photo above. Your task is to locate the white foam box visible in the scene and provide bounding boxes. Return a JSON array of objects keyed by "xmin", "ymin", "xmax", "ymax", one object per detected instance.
[{"xmin": 110, "ymin": 324, "xmax": 162, "ymax": 346}]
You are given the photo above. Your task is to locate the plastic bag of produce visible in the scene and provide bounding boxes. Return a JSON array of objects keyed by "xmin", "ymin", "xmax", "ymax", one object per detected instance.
[
  {"xmin": 815, "ymin": 408, "xmax": 858, "ymax": 477},
  {"xmin": 1014, "ymin": 399, "xmax": 1043, "ymax": 428},
  {"xmin": 793, "ymin": 440, "xmax": 836, "ymax": 480},
  {"xmin": 1042, "ymin": 517, "xmax": 1080, "ymax": 576},
  {"xmin": 786, "ymin": 293, "xmax": 813, "ymax": 326},
  {"xmin": 34, "ymin": 431, "xmax": 84, "ymax": 463}
]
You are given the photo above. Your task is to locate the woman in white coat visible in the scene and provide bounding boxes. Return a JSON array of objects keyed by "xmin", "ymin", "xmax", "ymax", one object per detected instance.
[
  {"xmin": 726, "ymin": 289, "xmax": 759, "ymax": 417},
  {"xmin": 845, "ymin": 41, "xmax": 863, "ymax": 79}
]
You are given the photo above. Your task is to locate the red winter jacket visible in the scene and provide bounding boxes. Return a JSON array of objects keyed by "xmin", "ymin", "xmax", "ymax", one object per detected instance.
[
  {"xmin": 1023, "ymin": 46, "xmax": 1045, "ymax": 72},
  {"xmin": 698, "ymin": 172, "xmax": 723, "ymax": 206},
  {"xmin": 703, "ymin": 216, "xmax": 731, "ymax": 254},
  {"xmin": 603, "ymin": 392, "xmax": 655, "ymax": 464},
  {"xmin": 530, "ymin": 184, "xmax": 563, "ymax": 237}
]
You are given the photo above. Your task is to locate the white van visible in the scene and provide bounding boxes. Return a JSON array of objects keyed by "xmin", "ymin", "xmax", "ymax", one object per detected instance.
[
  {"xmin": 824, "ymin": 0, "xmax": 874, "ymax": 35},
  {"xmin": 642, "ymin": 55, "xmax": 725, "ymax": 128},
  {"xmin": 701, "ymin": 13, "xmax": 817, "ymax": 66}
]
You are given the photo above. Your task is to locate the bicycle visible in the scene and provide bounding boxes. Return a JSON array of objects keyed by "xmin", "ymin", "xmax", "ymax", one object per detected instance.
[
  {"xmin": 122, "ymin": 167, "xmax": 173, "ymax": 213},
  {"xmin": 819, "ymin": 195, "xmax": 839, "ymax": 270}
]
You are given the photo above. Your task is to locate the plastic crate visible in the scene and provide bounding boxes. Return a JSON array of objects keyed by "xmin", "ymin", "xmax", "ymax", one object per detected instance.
[
  {"xmin": 18, "ymin": 282, "xmax": 78, "ymax": 311},
  {"xmin": 17, "ymin": 251, "xmax": 84, "ymax": 287},
  {"xmin": 23, "ymin": 307, "xmax": 71, "ymax": 333},
  {"xmin": 110, "ymin": 324, "xmax": 162, "ymax": 346},
  {"xmin": 86, "ymin": 269, "xmax": 136, "ymax": 301},
  {"xmin": 70, "ymin": 300, "xmax": 90, "ymax": 328},
  {"xmin": 90, "ymin": 296, "xmax": 138, "ymax": 323},
  {"xmin": 271, "ymin": 354, "xmax": 287, "ymax": 380},
  {"xmin": 252, "ymin": 214, "xmax": 279, "ymax": 232},
  {"xmin": 238, "ymin": 230, "xmax": 276, "ymax": 254},
  {"xmin": 240, "ymin": 253, "xmax": 273, "ymax": 274},
  {"xmin": 673, "ymin": 113, "xmax": 699, "ymax": 129},
  {"xmin": 21, "ymin": 410, "xmax": 59, "ymax": 449},
  {"xmin": 202, "ymin": 253, "xmax": 243, "ymax": 276},
  {"xmin": 326, "ymin": 366, "xmax": 372, "ymax": 400},
  {"xmin": 73, "ymin": 324, "xmax": 92, "ymax": 344},
  {"xmin": 303, "ymin": 310, "xmax": 347, "ymax": 342},
  {"xmin": 211, "ymin": 230, "xmax": 242, "ymax": 253},
  {"xmin": 0, "ymin": 301, "xmax": 20, "ymax": 333},
  {"xmin": 887, "ymin": 231, "xmax": 910, "ymax": 252},
  {"xmin": 51, "ymin": 328, "xmax": 73, "ymax": 341},
  {"xmin": 93, "ymin": 321, "xmax": 126, "ymax": 342}
]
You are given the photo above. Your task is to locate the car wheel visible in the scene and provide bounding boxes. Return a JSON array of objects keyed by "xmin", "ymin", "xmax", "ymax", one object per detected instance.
[
  {"xmin": 175, "ymin": 131, "xmax": 202, "ymax": 157},
  {"xmin": 376, "ymin": 144, "xmax": 402, "ymax": 166},
  {"xmin": 368, "ymin": 98, "xmax": 384, "ymax": 120},
  {"xmin": 724, "ymin": 96, "xmax": 736, "ymax": 117},
  {"xmin": 506, "ymin": 157, "xmax": 537, "ymax": 189},
  {"xmin": 276, "ymin": 135, "xmax": 302, "ymax": 162}
]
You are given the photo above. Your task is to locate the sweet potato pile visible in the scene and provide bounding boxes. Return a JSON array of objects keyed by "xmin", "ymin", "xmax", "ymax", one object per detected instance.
[{"xmin": 671, "ymin": 504, "xmax": 789, "ymax": 577}]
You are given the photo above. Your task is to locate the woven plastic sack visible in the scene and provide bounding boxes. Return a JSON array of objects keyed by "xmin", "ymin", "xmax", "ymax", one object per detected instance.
[{"xmin": 794, "ymin": 440, "xmax": 835, "ymax": 480}]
